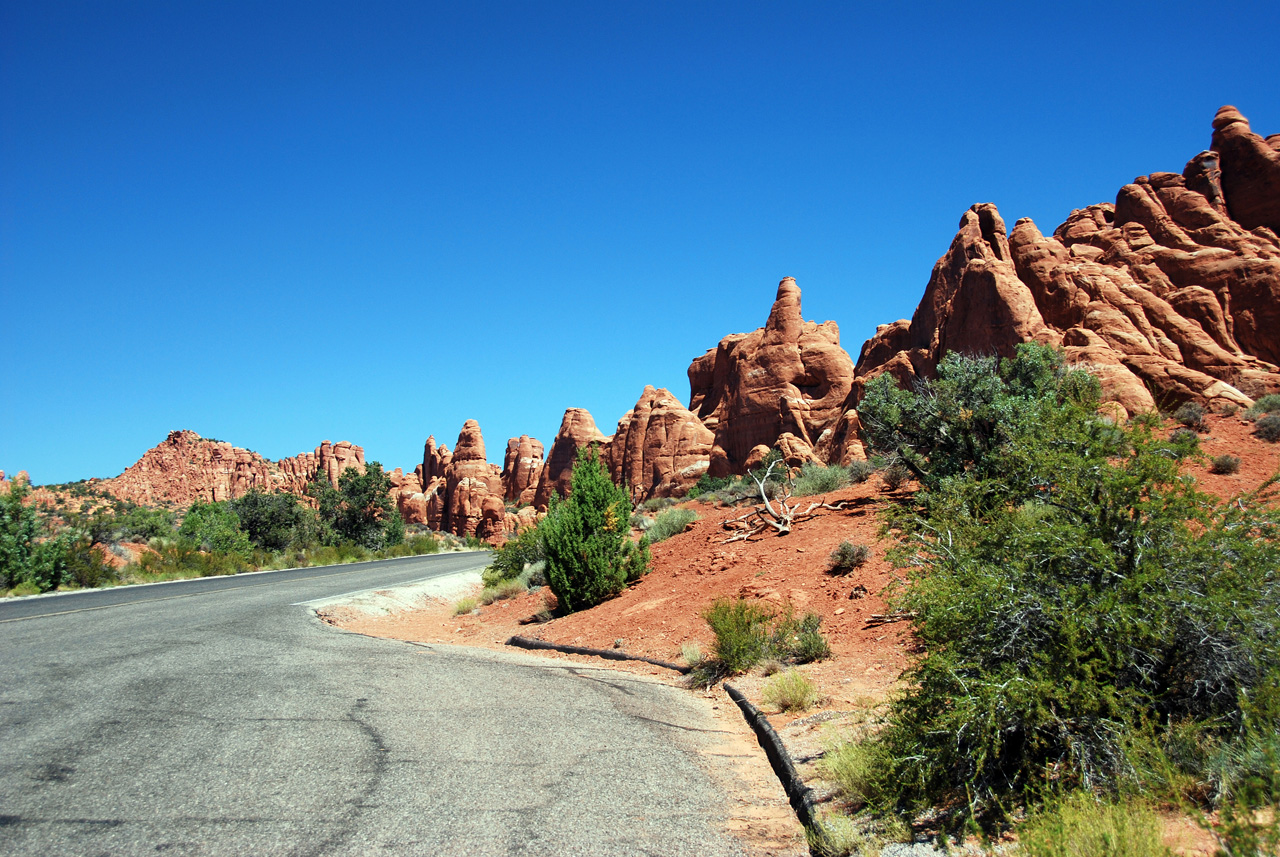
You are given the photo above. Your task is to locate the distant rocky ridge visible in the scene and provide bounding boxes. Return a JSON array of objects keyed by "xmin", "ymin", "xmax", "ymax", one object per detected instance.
[
  {"xmin": 73, "ymin": 106, "xmax": 1280, "ymax": 545},
  {"xmin": 98, "ymin": 431, "xmax": 367, "ymax": 508}
]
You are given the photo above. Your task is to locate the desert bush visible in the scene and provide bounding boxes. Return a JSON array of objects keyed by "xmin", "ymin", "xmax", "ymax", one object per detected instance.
[
  {"xmin": 178, "ymin": 501, "xmax": 252, "ymax": 559},
  {"xmin": 847, "ymin": 460, "xmax": 875, "ymax": 483},
  {"xmin": 1256, "ymin": 413, "xmax": 1280, "ymax": 442},
  {"xmin": 1017, "ymin": 793, "xmax": 1169, "ymax": 857},
  {"xmin": 1168, "ymin": 426, "xmax": 1200, "ymax": 450},
  {"xmin": 762, "ymin": 669, "xmax": 821, "ymax": 713},
  {"xmin": 380, "ymin": 533, "xmax": 441, "ymax": 558},
  {"xmin": 230, "ymin": 490, "xmax": 314, "ymax": 551},
  {"xmin": 1209, "ymin": 454, "xmax": 1241, "ymax": 475},
  {"xmin": 879, "ymin": 462, "xmax": 910, "ymax": 491},
  {"xmin": 828, "ymin": 540, "xmax": 870, "ymax": 574},
  {"xmin": 680, "ymin": 641, "xmax": 703, "ymax": 666},
  {"xmin": 479, "ymin": 578, "xmax": 527, "ymax": 605},
  {"xmin": 640, "ymin": 496, "xmax": 675, "ymax": 512},
  {"xmin": 483, "ymin": 524, "xmax": 543, "ymax": 586},
  {"xmin": 703, "ymin": 598, "xmax": 774, "ymax": 674},
  {"xmin": 307, "ymin": 462, "xmax": 404, "ymax": 550},
  {"xmin": 1174, "ymin": 401, "xmax": 1208, "ymax": 432},
  {"xmin": 842, "ymin": 345, "xmax": 1280, "ymax": 826},
  {"xmin": 628, "ymin": 512, "xmax": 653, "ymax": 531},
  {"xmin": 647, "ymin": 507, "xmax": 697, "ymax": 543},
  {"xmin": 135, "ymin": 539, "xmax": 247, "ymax": 579},
  {"xmin": 820, "ymin": 739, "xmax": 895, "ymax": 810},
  {"xmin": 791, "ymin": 462, "xmax": 850, "ymax": 496},
  {"xmin": 701, "ymin": 599, "xmax": 832, "ymax": 677},
  {"xmin": 453, "ymin": 596, "xmax": 478, "ymax": 615},
  {"xmin": 1244, "ymin": 394, "xmax": 1280, "ymax": 420},
  {"xmin": 770, "ymin": 609, "xmax": 831, "ymax": 663},
  {"xmin": 541, "ymin": 446, "xmax": 650, "ymax": 613}
]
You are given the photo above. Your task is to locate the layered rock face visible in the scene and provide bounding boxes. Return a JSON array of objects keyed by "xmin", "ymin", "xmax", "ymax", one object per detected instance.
[
  {"xmin": 100, "ymin": 431, "xmax": 367, "ymax": 507},
  {"xmin": 501, "ymin": 436, "xmax": 544, "ymax": 505},
  {"xmin": 688, "ymin": 277, "xmax": 857, "ymax": 475},
  {"xmin": 607, "ymin": 386, "xmax": 714, "ymax": 501},
  {"xmin": 534, "ymin": 408, "xmax": 610, "ymax": 510},
  {"xmin": 854, "ymin": 107, "xmax": 1280, "ymax": 415}
]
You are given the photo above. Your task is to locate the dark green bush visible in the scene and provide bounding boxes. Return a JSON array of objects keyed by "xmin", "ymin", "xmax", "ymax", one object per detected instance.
[
  {"xmin": 483, "ymin": 525, "xmax": 544, "ymax": 586},
  {"xmin": 850, "ymin": 345, "xmax": 1280, "ymax": 824},
  {"xmin": 703, "ymin": 598, "xmax": 773, "ymax": 674},
  {"xmin": 307, "ymin": 462, "xmax": 404, "ymax": 549},
  {"xmin": 541, "ymin": 446, "xmax": 650, "ymax": 613},
  {"xmin": 1256, "ymin": 414, "xmax": 1280, "ymax": 442},
  {"xmin": 179, "ymin": 501, "xmax": 252, "ymax": 558},
  {"xmin": 1174, "ymin": 401, "xmax": 1208, "ymax": 431},
  {"xmin": 828, "ymin": 540, "xmax": 870, "ymax": 573},
  {"xmin": 230, "ymin": 490, "xmax": 314, "ymax": 551}
]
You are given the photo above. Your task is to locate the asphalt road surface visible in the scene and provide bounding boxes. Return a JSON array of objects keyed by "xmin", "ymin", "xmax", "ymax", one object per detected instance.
[{"xmin": 0, "ymin": 554, "xmax": 751, "ymax": 856}]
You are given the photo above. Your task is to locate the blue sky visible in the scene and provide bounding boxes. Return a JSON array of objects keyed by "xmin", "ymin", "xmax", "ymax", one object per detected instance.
[{"xmin": 3, "ymin": 1, "xmax": 1278, "ymax": 485}]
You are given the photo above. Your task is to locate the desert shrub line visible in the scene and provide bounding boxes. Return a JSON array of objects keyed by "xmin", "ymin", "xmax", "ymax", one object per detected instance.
[{"xmin": 646, "ymin": 507, "xmax": 697, "ymax": 542}]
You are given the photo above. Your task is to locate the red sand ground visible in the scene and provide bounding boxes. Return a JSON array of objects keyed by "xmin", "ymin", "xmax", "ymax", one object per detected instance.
[{"xmin": 323, "ymin": 413, "xmax": 1278, "ymax": 856}]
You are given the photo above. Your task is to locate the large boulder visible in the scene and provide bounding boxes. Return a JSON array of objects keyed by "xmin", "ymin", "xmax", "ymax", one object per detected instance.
[
  {"xmin": 533, "ymin": 408, "xmax": 609, "ymax": 511},
  {"xmin": 688, "ymin": 277, "xmax": 856, "ymax": 476},
  {"xmin": 607, "ymin": 386, "xmax": 714, "ymax": 501}
]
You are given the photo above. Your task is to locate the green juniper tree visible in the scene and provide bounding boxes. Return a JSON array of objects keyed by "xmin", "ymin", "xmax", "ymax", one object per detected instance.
[{"xmin": 541, "ymin": 446, "xmax": 649, "ymax": 613}]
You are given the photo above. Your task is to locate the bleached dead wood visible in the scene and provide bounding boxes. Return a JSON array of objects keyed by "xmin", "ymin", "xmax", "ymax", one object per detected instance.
[{"xmin": 720, "ymin": 459, "xmax": 849, "ymax": 542}]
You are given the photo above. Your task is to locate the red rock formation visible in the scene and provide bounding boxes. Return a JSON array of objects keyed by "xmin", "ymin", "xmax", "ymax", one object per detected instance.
[
  {"xmin": 533, "ymin": 408, "xmax": 610, "ymax": 510},
  {"xmin": 1211, "ymin": 105, "xmax": 1280, "ymax": 235},
  {"xmin": 607, "ymin": 386, "xmax": 714, "ymax": 501},
  {"xmin": 688, "ymin": 277, "xmax": 856, "ymax": 476},
  {"xmin": 98, "ymin": 431, "xmax": 371, "ymax": 508},
  {"xmin": 501, "ymin": 436, "xmax": 544, "ymax": 505},
  {"xmin": 441, "ymin": 420, "xmax": 505, "ymax": 539},
  {"xmin": 387, "ymin": 467, "xmax": 430, "ymax": 525},
  {"xmin": 853, "ymin": 107, "xmax": 1280, "ymax": 415}
]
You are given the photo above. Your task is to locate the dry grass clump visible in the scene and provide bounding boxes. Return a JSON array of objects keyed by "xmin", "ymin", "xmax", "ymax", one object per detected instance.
[
  {"xmin": 1209, "ymin": 454, "xmax": 1241, "ymax": 475},
  {"xmin": 762, "ymin": 669, "xmax": 821, "ymax": 712},
  {"xmin": 828, "ymin": 540, "xmax": 870, "ymax": 574},
  {"xmin": 452, "ymin": 595, "xmax": 478, "ymax": 615}
]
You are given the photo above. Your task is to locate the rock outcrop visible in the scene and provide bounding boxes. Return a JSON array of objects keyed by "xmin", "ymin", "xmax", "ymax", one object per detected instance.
[
  {"xmin": 607, "ymin": 386, "xmax": 714, "ymax": 501},
  {"xmin": 441, "ymin": 420, "xmax": 505, "ymax": 540},
  {"xmin": 98, "ymin": 431, "xmax": 370, "ymax": 508},
  {"xmin": 534, "ymin": 408, "xmax": 610, "ymax": 510},
  {"xmin": 501, "ymin": 436, "xmax": 544, "ymax": 505},
  {"xmin": 853, "ymin": 107, "xmax": 1280, "ymax": 416},
  {"xmin": 688, "ymin": 277, "xmax": 857, "ymax": 475}
]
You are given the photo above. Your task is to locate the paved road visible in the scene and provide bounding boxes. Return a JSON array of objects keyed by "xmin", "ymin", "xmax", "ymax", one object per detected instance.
[{"xmin": 0, "ymin": 554, "xmax": 749, "ymax": 856}]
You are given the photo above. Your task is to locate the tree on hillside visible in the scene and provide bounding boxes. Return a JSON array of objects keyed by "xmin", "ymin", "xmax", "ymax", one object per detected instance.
[
  {"xmin": 541, "ymin": 446, "xmax": 649, "ymax": 613},
  {"xmin": 307, "ymin": 463, "xmax": 403, "ymax": 550},
  {"xmin": 179, "ymin": 501, "xmax": 252, "ymax": 558},
  {"xmin": 230, "ymin": 490, "xmax": 313, "ymax": 551}
]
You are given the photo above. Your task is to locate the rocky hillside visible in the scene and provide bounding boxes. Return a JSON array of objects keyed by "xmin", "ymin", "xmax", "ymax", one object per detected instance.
[
  {"xmin": 83, "ymin": 105, "xmax": 1279, "ymax": 544},
  {"xmin": 99, "ymin": 431, "xmax": 367, "ymax": 508}
]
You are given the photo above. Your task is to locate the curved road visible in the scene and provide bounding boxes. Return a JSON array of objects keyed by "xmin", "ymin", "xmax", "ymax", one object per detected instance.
[{"xmin": 0, "ymin": 553, "xmax": 753, "ymax": 855}]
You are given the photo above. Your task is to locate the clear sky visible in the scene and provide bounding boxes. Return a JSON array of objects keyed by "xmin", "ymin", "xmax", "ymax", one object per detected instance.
[{"xmin": 3, "ymin": 1, "xmax": 1278, "ymax": 485}]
